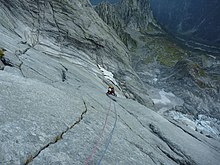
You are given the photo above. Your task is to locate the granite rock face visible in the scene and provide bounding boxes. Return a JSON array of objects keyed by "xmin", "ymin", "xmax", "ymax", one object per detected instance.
[
  {"xmin": 0, "ymin": 0, "xmax": 154, "ymax": 105},
  {"xmin": 95, "ymin": 0, "xmax": 154, "ymax": 30},
  {"xmin": 0, "ymin": 0, "xmax": 220, "ymax": 164},
  {"xmin": 95, "ymin": 0, "xmax": 161, "ymax": 47}
]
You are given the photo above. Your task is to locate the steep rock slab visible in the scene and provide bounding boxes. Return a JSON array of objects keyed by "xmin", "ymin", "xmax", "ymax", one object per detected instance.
[
  {"xmin": 0, "ymin": 0, "xmax": 220, "ymax": 165},
  {"xmin": 0, "ymin": 0, "xmax": 153, "ymax": 107},
  {"xmin": 0, "ymin": 71, "xmax": 87, "ymax": 164},
  {"xmin": 30, "ymin": 95, "xmax": 220, "ymax": 165}
]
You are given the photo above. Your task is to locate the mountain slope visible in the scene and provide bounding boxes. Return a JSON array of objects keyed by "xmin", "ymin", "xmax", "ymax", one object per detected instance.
[
  {"xmin": 150, "ymin": 0, "xmax": 220, "ymax": 51},
  {"xmin": 0, "ymin": 0, "xmax": 220, "ymax": 164},
  {"xmin": 95, "ymin": 0, "xmax": 220, "ymax": 139}
]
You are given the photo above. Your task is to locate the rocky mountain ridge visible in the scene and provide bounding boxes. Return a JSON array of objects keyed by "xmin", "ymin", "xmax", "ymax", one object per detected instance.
[{"xmin": 95, "ymin": 0, "xmax": 161, "ymax": 47}]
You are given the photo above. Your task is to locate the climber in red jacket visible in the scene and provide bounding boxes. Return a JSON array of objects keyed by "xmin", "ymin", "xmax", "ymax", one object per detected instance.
[{"xmin": 106, "ymin": 85, "xmax": 116, "ymax": 96}]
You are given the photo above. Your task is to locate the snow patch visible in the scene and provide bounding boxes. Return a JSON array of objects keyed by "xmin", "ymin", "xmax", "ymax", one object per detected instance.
[
  {"xmin": 168, "ymin": 111, "xmax": 197, "ymax": 130},
  {"xmin": 153, "ymin": 78, "xmax": 158, "ymax": 82},
  {"xmin": 152, "ymin": 89, "xmax": 175, "ymax": 105},
  {"xmin": 97, "ymin": 65, "xmax": 118, "ymax": 86},
  {"xmin": 167, "ymin": 111, "xmax": 220, "ymax": 139},
  {"xmin": 97, "ymin": 65, "xmax": 126, "ymax": 98},
  {"xmin": 195, "ymin": 115, "xmax": 220, "ymax": 138}
]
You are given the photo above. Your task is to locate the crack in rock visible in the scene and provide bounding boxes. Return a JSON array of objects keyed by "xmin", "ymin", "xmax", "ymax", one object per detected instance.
[
  {"xmin": 24, "ymin": 100, "xmax": 88, "ymax": 165},
  {"xmin": 118, "ymin": 103, "xmax": 150, "ymax": 131},
  {"xmin": 168, "ymin": 119, "xmax": 202, "ymax": 142},
  {"xmin": 157, "ymin": 146, "xmax": 188, "ymax": 165},
  {"xmin": 149, "ymin": 123, "xmax": 196, "ymax": 165},
  {"xmin": 15, "ymin": 42, "xmax": 37, "ymax": 77},
  {"xmin": 126, "ymin": 140, "xmax": 157, "ymax": 164},
  {"xmin": 117, "ymin": 114, "xmax": 153, "ymax": 147},
  {"xmin": 60, "ymin": 63, "xmax": 68, "ymax": 82},
  {"xmin": 22, "ymin": 64, "xmax": 54, "ymax": 82},
  {"xmin": 167, "ymin": 118, "xmax": 220, "ymax": 153},
  {"xmin": 61, "ymin": 69, "xmax": 66, "ymax": 82},
  {"xmin": 48, "ymin": 1, "xmax": 64, "ymax": 48}
]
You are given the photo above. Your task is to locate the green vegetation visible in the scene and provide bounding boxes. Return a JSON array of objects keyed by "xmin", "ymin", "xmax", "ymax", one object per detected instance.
[
  {"xmin": 132, "ymin": 30, "xmax": 193, "ymax": 67},
  {"xmin": 187, "ymin": 62, "xmax": 210, "ymax": 88},
  {"xmin": 191, "ymin": 63, "xmax": 206, "ymax": 77},
  {"xmin": 144, "ymin": 55, "xmax": 154, "ymax": 64},
  {"xmin": 211, "ymin": 75, "xmax": 220, "ymax": 81},
  {"xmin": 54, "ymin": 134, "xmax": 62, "ymax": 142},
  {"xmin": 146, "ymin": 23, "xmax": 155, "ymax": 33},
  {"xmin": 142, "ymin": 36, "xmax": 187, "ymax": 67},
  {"xmin": 24, "ymin": 155, "xmax": 33, "ymax": 165},
  {"xmin": 120, "ymin": 32, "xmax": 137, "ymax": 52},
  {"xmin": 196, "ymin": 80, "xmax": 210, "ymax": 89},
  {"xmin": 156, "ymin": 51, "xmax": 184, "ymax": 67},
  {"xmin": 129, "ymin": 39, "xmax": 138, "ymax": 52}
]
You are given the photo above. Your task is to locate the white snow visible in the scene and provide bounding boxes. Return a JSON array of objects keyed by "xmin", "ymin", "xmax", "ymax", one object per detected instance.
[
  {"xmin": 168, "ymin": 111, "xmax": 220, "ymax": 139},
  {"xmin": 98, "ymin": 65, "xmax": 118, "ymax": 86},
  {"xmin": 195, "ymin": 115, "xmax": 220, "ymax": 137},
  {"xmin": 153, "ymin": 78, "xmax": 158, "ymax": 82},
  {"xmin": 152, "ymin": 89, "xmax": 175, "ymax": 104},
  {"xmin": 168, "ymin": 111, "xmax": 197, "ymax": 130},
  {"xmin": 97, "ymin": 65, "xmax": 126, "ymax": 98}
]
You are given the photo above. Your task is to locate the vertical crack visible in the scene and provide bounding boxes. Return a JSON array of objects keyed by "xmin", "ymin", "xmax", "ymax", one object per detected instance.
[
  {"xmin": 126, "ymin": 140, "xmax": 157, "ymax": 164},
  {"xmin": 48, "ymin": 1, "xmax": 64, "ymax": 51},
  {"xmin": 61, "ymin": 69, "xmax": 66, "ymax": 82},
  {"xmin": 60, "ymin": 63, "xmax": 68, "ymax": 82},
  {"xmin": 117, "ymin": 114, "xmax": 152, "ymax": 147},
  {"xmin": 14, "ymin": 49, "xmax": 27, "ymax": 77},
  {"xmin": 24, "ymin": 99, "xmax": 88, "ymax": 165},
  {"xmin": 118, "ymin": 103, "xmax": 150, "ymax": 131}
]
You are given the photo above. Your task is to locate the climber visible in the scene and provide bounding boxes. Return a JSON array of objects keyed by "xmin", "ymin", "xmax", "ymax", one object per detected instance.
[
  {"xmin": 106, "ymin": 85, "xmax": 116, "ymax": 96},
  {"xmin": 0, "ymin": 48, "xmax": 13, "ymax": 68},
  {"xmin": 0, "ymin": 48, "xmax": 6, "ymax": 70},
  {"xmin": 0, "ymin": 48, "xmax": 6, "ymax": 59}
]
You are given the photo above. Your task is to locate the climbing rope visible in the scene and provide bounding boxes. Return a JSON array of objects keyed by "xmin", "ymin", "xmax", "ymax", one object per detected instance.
[
  {"xmin": 84, "ymin": 101, "xmax": 112, "ymax": 165},
  {"xmin": 97, "ymin": 102, "xmax": 117, "ymax": 165}
]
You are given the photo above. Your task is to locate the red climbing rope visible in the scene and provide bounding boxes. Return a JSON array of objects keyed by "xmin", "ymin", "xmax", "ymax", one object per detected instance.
[
  {"xmin": 84, "ymin": 101, "xmax": 112, "ymax": 165},
  {"xmin": 97, "ymin": 102, "xmax": 117, "ymax": 165}
]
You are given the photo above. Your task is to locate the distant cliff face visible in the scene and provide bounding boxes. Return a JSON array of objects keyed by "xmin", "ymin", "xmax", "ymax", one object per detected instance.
[
  {"xmin": 94, "ymin": 0, "xmax": 161, "ymax": 49},
  {"xmin": 95, "ymin": 0, "xmax": 156, "ymax": 31},
  {"xmin": 90, "ymin": 0, "xmax": 118, "ymax": 5},
  {"xmin": 150, "ymin": 0, "xmax": 220, "ymax": 50}
]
